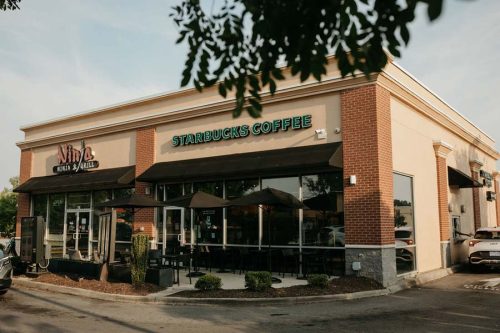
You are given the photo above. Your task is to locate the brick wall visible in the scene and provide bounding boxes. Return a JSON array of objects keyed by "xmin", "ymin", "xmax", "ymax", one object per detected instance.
[
  {"xmin": 16, "ymin": 149, "xmax": 32, "ymax": 236},
  {"xmin": 435, "ymin": 156, "xmax": 450, "ymax": 241},
  {"xmin": 341, "ymin": 84, "xmax": 395, "ymax": 246},
  {"xmin": 134, "ymin": 127, "xmax": 156, "ymax": 236},
  {"xmin": 470, "ymin": 169, "xmax": 481, "ymax": 231}
]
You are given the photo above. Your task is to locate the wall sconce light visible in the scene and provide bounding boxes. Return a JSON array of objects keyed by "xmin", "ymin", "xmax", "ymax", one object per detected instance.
[
  {"xmin": 460, "ymin": 205, "xmax": 466, "ymax": 213},
  {"xmin": 349, "ymin": 175, "xmax": 357, "ymax": 186},
  {"xmin": 448, "ymin": 203, "xmax": 452, "ymax": 212},
  {"xmin": 315, "ymin": 128, "xmax": 327, "ymax": 140},
  {"xmin": 144, "ymin": 186, "xmax": 151, "ymax": 195}
]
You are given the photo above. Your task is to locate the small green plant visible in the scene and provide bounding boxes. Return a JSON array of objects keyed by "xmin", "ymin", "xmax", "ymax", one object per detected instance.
[
  {"xmin": 245, "ymin": 271, "xmax": 272, "ymax": 291},
  {"xmin": 131, "ymin": 234, "xmax": 149, "ymax": 287},
  {"xmin": 307, "ymin": 274, "xmax": 329, "ymax": 289},
  {"xmin": 195, "ymin": 274, "xmax": 222, "ymax": 291}
]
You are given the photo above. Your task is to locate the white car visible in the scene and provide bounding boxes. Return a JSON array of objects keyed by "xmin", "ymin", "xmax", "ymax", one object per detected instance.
[
  {"xmin": 0, "ymin": 248, "xmax": 13, "ymax": 295},
  {"xmin": 468, "ymin": 227, "xmax": 500, "ymax": 271}
]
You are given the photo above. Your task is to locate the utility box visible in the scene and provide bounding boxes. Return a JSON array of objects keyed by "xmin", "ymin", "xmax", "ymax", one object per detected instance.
[{"xmin": 20, "ymin": 216, "xmax": 46, "ymax": 264}]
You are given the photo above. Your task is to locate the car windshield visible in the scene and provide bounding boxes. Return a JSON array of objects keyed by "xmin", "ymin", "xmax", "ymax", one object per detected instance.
[{"xmin": 475, "ymin": 231, "xmax": 500, "ymax": 239}]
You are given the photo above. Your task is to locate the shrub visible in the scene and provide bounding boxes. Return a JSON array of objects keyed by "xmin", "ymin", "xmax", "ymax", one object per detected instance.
[
  {"xmin": 131, "ymin": 234, "xmax": 149, "ymax": 287},
  {"xmin": 307, "ymin": 274, "xmax": 329, "ymax": 288},
  {"xmin": 195, "ymin": 274, "xmax": 222, "ymax": 291},
  {"xmin": 245, "ymin": 271, "xmax": 272, "ymax": 291}
]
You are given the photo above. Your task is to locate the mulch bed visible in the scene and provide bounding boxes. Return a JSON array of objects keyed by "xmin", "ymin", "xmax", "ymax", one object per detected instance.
[
  {"xmin": 26, "ymin": 273, "xmax": 164, "ymax": 296},
  {"xmin": 172, "ymin": 276, "xmax": 382, "ymax": 298}
]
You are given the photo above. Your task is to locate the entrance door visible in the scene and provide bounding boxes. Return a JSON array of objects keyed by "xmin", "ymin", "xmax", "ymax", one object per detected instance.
[
  {"xmin": 162, "ymin": 207, "xmax": 184, "ymax": 254},
  {"xmin": 66, "ymin": 211, "xmax": 91, "ymax": 259}
]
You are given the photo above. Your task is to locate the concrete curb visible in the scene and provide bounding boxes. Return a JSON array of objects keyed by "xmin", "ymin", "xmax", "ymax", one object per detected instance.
[{"xmin": 13, "ymin": 277, "xmax": 396, "ymax": 306}]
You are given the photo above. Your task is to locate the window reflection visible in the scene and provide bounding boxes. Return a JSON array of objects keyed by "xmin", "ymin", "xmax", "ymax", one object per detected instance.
[
  {"xmin": 193, "ymin": 182, "xmax": 223, "ymax": 244},
  {"xmin": 302, "ymin": 173, "xmax": 344, "ymax": 247},
  {"xmin": 48, "ymin": 194, "xmax": 65, "ymax": 258},
  {"xmin": 226, "ymin": 179, "xmax": 259, "ymax": 245},
  {"xmin": 261, "ymin": 177, "xmax": 299, "ymax": 246},
  {"xmin": 393, "ymin": 173, "xmax": 416, "ymax": 274}
]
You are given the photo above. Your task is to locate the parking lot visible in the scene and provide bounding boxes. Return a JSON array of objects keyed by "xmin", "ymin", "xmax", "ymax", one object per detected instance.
[{"xmin": 0, "ymin": 270, "xmax": 499, "ymax": 333}]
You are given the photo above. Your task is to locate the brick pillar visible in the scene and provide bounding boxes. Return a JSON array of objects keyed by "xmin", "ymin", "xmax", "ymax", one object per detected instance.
[
  {"xmin": 16, "ymin": 149, "xmax": 33, "ymax": 236},
  {"xmin": 493, "ymin": 172, "xmax": 500, "ymax": 227},
  {"xmin": 432, "ymin": 140, "xmax": 453, "ymax": 268},
  {"xmin": 134, "ymin": 127, "xmax": 156, "ymax": 236},
  {"xmin": 470, "ymin": 160, "xmax": 483, "ymax": 231},
  {"xmin": 341, "ymin": 84, "xmax": 396, "ymax": 287}
]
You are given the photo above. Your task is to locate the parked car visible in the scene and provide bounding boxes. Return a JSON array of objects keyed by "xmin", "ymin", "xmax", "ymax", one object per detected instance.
[
  {"xmin": 0, "ymin": 248, "xmax": 13, "ymax": 295},
  {"xmin": 468, "ymin": 227, "xmax": 500, "ymax": 271},
  {"xmin": 395, "ymin": 227, "xmax": 415, "ymax": 270}
]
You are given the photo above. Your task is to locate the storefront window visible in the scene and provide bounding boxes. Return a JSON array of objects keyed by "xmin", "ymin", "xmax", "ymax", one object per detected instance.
[
  {"xmin": 193, "ymin": 181, "xmax": 223, "ymax": 244},
  {"xmin": 67, "ymin": 192, "xmax": 91, "ymax": 209},
  {"xmin": 48, "ymin": 194, "xmax": 65, "ymax": 258},
  {"xmin": 302, "ymin": 173, "xmax": 344, "ymax": 247},
  {"xmin": 394, "ymin": 173, "xmax": 416, "ymax": 274},
  {"xmin": 166, "ymin": 184, "xmax": 183, "ymax": 200},
  {"xmin": 261, "ymin": 177, "xmax": 299, "ymax": 246},
  {"xmin": 32, "ymin": 194, "xmax": 48, "ymax": 221},
  {"xmin": 226, "ymin": 179, "xmax": 260, "ymax": 245},
  {"xmin": 92, "ymin": 190, "xmax": 112, "ymax": 242}
]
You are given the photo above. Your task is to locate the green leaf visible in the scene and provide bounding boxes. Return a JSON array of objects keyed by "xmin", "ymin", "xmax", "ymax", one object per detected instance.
[
  {"xmin": 218, "ymin": 83, "xmax": 227, "ymax": 98},
  {"xmin": 427, "ymin": 0, "xmax": 443, "ymax": 21},
  {"xmin": 400, "ymin": 24, "xmax": 410, "ymax": 45}
]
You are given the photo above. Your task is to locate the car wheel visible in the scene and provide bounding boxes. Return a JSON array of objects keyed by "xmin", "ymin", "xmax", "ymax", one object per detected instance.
[{"xmin": 0, "ymin": 290, "xmax": 7, "ymax": 296}]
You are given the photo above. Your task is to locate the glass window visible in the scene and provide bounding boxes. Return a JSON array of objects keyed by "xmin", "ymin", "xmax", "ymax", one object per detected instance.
[
  {"xmin": 226, "ymin": 179, "xmax": 260, "ymax": 245},
  {"xmin": 261, "ymin": 177, "xmax": 299, "ymax": 246},
  {"xmin": 165, "ymin": 184, "xmax": 183, "ymax": 200},
  {"xmin": 67, "ymin": 192, "xmax": 91, "ymax": 209},
  {"xmin": 393, "ymin": 173, "xmax": 416, "ymax": 274},
  {"xmin": 33, "ymin": 194, "xmax": 48, "ymax": 221},
  {"xmin": 302, "ymin": 173, "xmax": 344, "ymax": 247},
  {"xmin": 193, "ymin": 181, "xmax": 223, "ymax": 244},
  {"xmin": 48, "ymin": 194, "xmax": 65, "ymax": 258},
  {"xmin": 113, "ymin": 188, "xmax": 135, "ymax": 199},
  {"xmin": 92, "ymin": 190, "xmax": 112, "ymax": 242}
]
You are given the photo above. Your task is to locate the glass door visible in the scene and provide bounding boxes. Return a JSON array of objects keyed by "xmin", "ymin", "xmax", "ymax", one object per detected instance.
[
  {"xmin": 162, "ymin": 207, "xmax": 184, "ymax": 254},
  {"xmin": 66, "ymin": 211, "xmax": 91, "ymax": 259}
]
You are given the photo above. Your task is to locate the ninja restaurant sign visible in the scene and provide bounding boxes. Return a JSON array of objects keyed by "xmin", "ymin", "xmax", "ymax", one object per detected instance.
[{"xmin": 53, "ymin": 140, "xmax": 99, "ymax": 174}]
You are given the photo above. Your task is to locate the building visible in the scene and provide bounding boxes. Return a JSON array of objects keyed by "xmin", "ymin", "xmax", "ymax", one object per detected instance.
[{"xmin": 14, "ymin": 58, "xmax": 500, "ymax": 286}]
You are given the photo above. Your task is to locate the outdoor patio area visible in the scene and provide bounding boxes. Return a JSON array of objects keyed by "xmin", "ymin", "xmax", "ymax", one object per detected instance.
[{"xmin": 162, "ymin": 268, "xmax": 311, "ymax": 295}]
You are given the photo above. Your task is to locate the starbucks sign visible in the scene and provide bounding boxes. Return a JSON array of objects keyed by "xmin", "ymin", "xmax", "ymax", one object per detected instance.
[{"xmin": 172, "ymin": 114, "xmax": 312, "ymax": 147}]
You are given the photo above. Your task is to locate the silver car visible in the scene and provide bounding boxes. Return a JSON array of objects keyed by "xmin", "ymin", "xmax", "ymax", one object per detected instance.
[{"xmin": 0, "ymin": 248, "xmax": 13, "ymax": 295}]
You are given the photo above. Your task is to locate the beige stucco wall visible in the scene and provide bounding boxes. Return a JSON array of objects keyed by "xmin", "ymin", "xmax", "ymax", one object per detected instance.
[
  {"xmin": 31, "ymin": 131, "xmax": 136, "ymax": 177},
  {"xmin": 156, "ymin": 94, "xmax": 341, "ymax": 162},
  {"xmin": 22, "ymin": 62, "xmax": 344, "ymax": 143},
  {"xmin": 391, "ymin": 96, "xmax": 498, "ymax": 272}
]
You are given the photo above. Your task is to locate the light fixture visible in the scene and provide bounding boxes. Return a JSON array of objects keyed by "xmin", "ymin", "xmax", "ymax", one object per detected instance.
[
  {"xmin": 315, "ymin": 128, "xmax": 327, "ymax": 140},
  {"xmin": 349, "ymin": 175, "xmax": 357, "ymax": 185},
  {"xmin": 144, "ymin": 186, "xmax": 151, "ymax": 195}
]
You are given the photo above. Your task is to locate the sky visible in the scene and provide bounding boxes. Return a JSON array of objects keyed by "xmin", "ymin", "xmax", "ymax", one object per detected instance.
[{"xmin": 0, "ymin": 0, "xmax": 499, "ymax": 189}]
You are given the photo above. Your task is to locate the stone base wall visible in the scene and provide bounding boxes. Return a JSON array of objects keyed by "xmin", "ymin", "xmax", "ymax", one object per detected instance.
[{"xmin": 345, "ymin": 247, "xmax": 397, "ymax": 287}]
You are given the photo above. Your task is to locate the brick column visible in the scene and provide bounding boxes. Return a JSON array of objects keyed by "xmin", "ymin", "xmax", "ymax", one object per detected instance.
[
  {"xmin": 470, "ymin": 160, "xmax": 483, "ymax": 231},
  {"xmin": 16, "ymin": 149, "xmax": 33, "ymax": 236},
  {"xmin": 341, "ymin": 84, "xmax": 396, "ymax": 287},
  {"xmin": 493, "ymin": 172, "xmax": 500, "ymax": 227},
  {"xmin": 134, "ymin": 127, "xmax": 156, "ymax": 236},
  {"xmin": 432, "ymin": 140, "xmax": 453, "ymax": 268}
]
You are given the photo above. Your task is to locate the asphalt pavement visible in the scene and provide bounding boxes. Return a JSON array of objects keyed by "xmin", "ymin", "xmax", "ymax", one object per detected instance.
[{"xmin": 0, "ymin": 271, "xmax": 499, "ymax": 333}]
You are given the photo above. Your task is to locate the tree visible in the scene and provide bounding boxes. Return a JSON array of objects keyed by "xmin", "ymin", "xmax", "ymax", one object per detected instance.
[
  {"xmin": 0, "ymin": 177, "xmax": 19, "ymax": 234},
  {"xmin": 172, "ymin": 0, "xmax": 444, "ymax": 118},
  {"xmin": 0, "ymin": 0, "xmax": 20, "ymax": 11}
]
